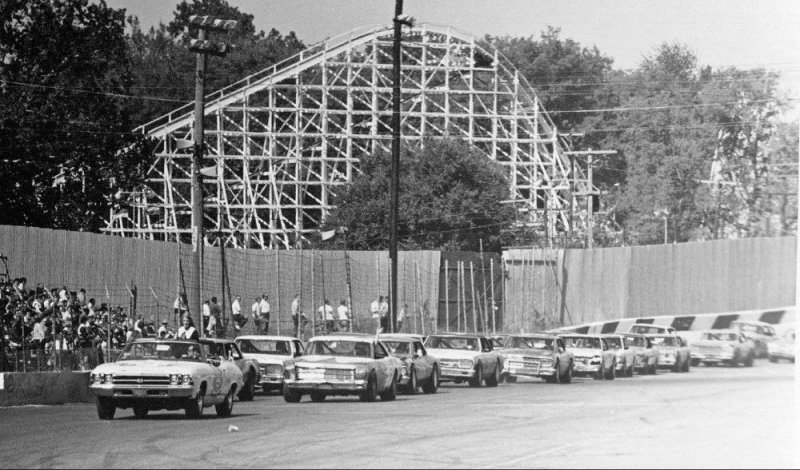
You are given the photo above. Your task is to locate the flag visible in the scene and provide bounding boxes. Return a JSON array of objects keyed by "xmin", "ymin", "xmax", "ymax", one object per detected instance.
[
  {"xmin": 200, "ymin": 166, "xmax": 218, "ymax": 177},
  {"xmin": 321, "ymin": 229, "xmax": 336, "ymax": 241}
]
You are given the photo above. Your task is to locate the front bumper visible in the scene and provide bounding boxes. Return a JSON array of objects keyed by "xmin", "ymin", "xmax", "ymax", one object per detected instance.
[
  {"xmin": 90, "ymin": 384, "xmax": 195, "ymax": 399},
  {"xmin": 285, "ymin": 380, "xmax": 367, "ymax": 393},
  {"xmin": 504, "ymin": 359, "xmax": 556, "ymax": 378},
  {"xmin": 658, "ymin": 356, "xmax": 677, "ymax": 367},
  {"xmin": 439, "ymin": 367, "xmax": 476, "ymax": 381},
  {"xmin": 259, "ymin": 374, "xmax": 284, "ymax": 387},
  {"xmin": 692, "ymin": 351, "xmax": 734, "ymax": 363},
  {"xmin": 572, "ymin": 361, "xmax": 601, "ymax": 375}
]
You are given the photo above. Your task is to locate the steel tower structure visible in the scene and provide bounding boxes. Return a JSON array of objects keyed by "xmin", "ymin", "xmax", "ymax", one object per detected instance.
[{"xmin": 104, "ymin": 23, "xmax": 595, "ymax": 249}]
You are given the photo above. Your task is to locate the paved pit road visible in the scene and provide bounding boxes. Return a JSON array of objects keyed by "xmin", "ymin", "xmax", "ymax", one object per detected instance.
[{"xmin": 0, "ymin": 361, "xmax": 795, "ymax": 468}]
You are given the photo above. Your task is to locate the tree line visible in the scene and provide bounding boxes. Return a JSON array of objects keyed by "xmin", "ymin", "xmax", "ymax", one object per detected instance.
[{"xmin": 1, "ymin": 0, "xmax": 796, "ymax": 250}]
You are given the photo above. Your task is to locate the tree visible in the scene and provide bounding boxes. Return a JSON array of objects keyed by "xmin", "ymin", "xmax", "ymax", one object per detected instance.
[
  {"xmin": 125, "ymin": 0, "xmax": 305, "ymax": 127},
  {"xmin": 317, "ymin": 139, "xmax": 517, "ymax": 251},
  {"xmin": 0, "ymin": 0, "xmax": 153, "ymax": 231}
]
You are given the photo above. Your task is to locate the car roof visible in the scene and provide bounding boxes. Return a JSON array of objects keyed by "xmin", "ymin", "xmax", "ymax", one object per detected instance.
[
  {"xmin": 308, "ymin": 334, "xmax": 377, "ymax": 342},
  {"xmin": 559, "ymin": 333, "xmax": 601, "ymax": 338},
  {"xmin": 378, "ymin": 334, "xmax": 422, "ymax": 341},
  {"xmin": 199, "ymin": 338, "xmax": 234, "ymax": 344},
  {"xmin": 426, "ymin": 333, "xmax": 485, "ymax": 338},
  {"xmin": 235, "ymin": 335, "xmax": 299, "ymax": 341},
  {"xmin": 506, "ymin": 333, "xmax": 557, "ymax": 339}
]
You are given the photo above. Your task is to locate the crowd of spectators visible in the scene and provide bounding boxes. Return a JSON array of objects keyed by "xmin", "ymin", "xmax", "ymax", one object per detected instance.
[{"xmin": 0, "ymin": 276, "xmax": 154, "ymax": 370}]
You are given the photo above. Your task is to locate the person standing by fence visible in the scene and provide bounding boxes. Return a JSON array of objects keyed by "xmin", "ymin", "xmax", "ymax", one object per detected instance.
[
  {"xmin": 318, "ymin": 299, "xmax": 334, "ymax": 332},
  {"xmin": 291, "ymin": 294, "xmax": 306, "ymax": 337},
  {"xmin": 371, "ymin": 296, "xmax": 382, "ymax": 334},
  {"xmin": 231, "ymin": 295, "xmax": 243, "ymax": 331},
  {"xmin": 258, "ymin": 294, "xmax": 271, "ymax": 333},
  {"xmin": 337, "ymin": 299, "xmax": 351, "ymax": 332}
]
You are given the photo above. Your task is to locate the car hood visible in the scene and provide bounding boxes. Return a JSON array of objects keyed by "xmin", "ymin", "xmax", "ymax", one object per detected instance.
[
  {"xmin": 242, "ymin": 353, "xmax": 291, "ymax": 366},
  {"xmin": 568, "ymin": 348, "xmax": 603, "ymax": 358},
  {"xmin": 425, "ymin": 348, "xmax": 481, "ymax": 360},
  {"xmin": 692, "ymin": 340, "xmax": 733, "ymax": 348},
  {"xmin": 502, "ymin": 348, "xmax": 553, "ymax": 358},
  {"xmin": 295, "ymin": 355, "xmax": 376, "ymax": 368},
  {"xmin": 92, "ymin": 359, "xmax": 203, "ymax": 375}
]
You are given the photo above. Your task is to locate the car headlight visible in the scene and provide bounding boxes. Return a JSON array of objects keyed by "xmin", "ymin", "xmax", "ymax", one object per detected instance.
[
  {"xmin": 458, "ymin": 359, "xmax": 474, "ymax": 369},
  {"xmin": 590, "ymin": 355, "xmax": 601, "ymax": 364},
  {"xmin": 181, "ymin": 374, "xmax": 193, "ymax": 385},
  {"xmin": 97, "ymin": 373, "xmax": 112, "ymax": 384},
  {"xmin": 170, "ymin": 374, "xmax": 180, "ymax": 385},
  {"xmin": 354, "ymin": 365, "xmax": 369, "ymax": 379}
]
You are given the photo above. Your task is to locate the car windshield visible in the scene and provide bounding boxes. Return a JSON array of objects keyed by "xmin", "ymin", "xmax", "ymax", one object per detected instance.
[
  {"xmin": 383, "ymin": 341, "xmax": 411, "ymax": 355},
  {"xmin": 701, "ymin": 332, "xmax": 738, "ymax": 342},
  {"xmin": 490, "ymin": 338, "xmax": 506, "ymax": 348},
  {"xmin": 508, "ymin": 336, "xmax": 553, "ymax": 351},
  {"xmin": 624, "ymin": 336, "xmax": 645, "ymax": 348},
  {"xmin": 118, "ymin": 341, "xmax": 204, "ymax": 362},
  {"xmin": 306, "ymin": 340, "xmax": 372, "ymax": 358},
  {"xmin": 604, "ymin": 337, "xmax": 623, "ymax": 349},
  {"xmin": 650, "ymin": 336, "xmax": 676, "ymax": 347},
  {"xmin": 238, "ymin": 339, "xmax": 291, "ymax": 355},
  {"xmin": 629, "ymin": 325, "xmax": 666, "ymax": 334},
  {"xmin": 425, "ymin": 336, "xmax": 479, "ymax": 351},
  {"xmin": 733, "ymin": 323, "xmax": 763, "ymax": 334},
  {"xmin": 563, "ymin": 336, "xmax": 601, "ymax": 349}
]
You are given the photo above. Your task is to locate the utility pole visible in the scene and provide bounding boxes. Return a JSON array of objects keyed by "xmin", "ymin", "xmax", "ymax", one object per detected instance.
[
  {"xmin": 390, "ymin": 1, "xmax": 414, "ymax": 333},
  {"xmin": 186, "ymin": 15, "xmax": 237, "ymax": 336},
  {"xmin": 564, "ymin": 149, "xmax": 616, "ymax": 249}
]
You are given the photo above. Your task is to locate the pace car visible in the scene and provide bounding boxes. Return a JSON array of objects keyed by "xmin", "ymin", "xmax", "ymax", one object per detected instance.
[{"xmin": 89, "ymin": 338, "xmax": 243, "ymax": 420}]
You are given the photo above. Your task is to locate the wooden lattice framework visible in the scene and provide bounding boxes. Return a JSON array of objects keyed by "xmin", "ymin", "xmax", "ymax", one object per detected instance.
[{"xmin": 104, "ymin": 23, "xmax": 595, "ymax": 249}]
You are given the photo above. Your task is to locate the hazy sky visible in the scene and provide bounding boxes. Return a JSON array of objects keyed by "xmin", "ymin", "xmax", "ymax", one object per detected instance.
[{"xmin": 107, "ymin": 0, "xmax": 800, "ymax": 106}]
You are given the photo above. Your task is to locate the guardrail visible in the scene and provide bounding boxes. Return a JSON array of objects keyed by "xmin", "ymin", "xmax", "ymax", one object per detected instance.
[{"xmin": 1, "ymin": 348, "xmax": 124, "ymax": 373}]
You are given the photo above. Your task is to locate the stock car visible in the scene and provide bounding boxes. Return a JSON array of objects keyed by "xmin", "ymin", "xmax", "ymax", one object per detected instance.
[
  {"xmin": 500, "ymin": 334, "xmax": 573, "ymax": 384},
  {"xmin": 768, "ymin": 328, "xmax": 795, "ymax": 363},
  {"xmin": 282, "ymin": 334, "xmax": 403, "ymax": 403},
  {"xmin": 690, "ymin": 330, "xmax": 755, "ymax": 367},
  {"xmin": 601, "ymin": 334, "xmax": 636, "ymax": 377},
  {"xmin": 379, "ymin": 334, "xmax": 440, "ymax": 394},
  {"xmin": 235, "ymin": 335, "xmax": 305, "ymax": 393},
  {"xmin": 200, "ymin": 338, "xmax": 261, "ymax": 400},
  {"xmin": 622, "ymin": 333, "xmax": 658, "ymax": 374},
  {"xmin": 424, "ymin": 333, "xmax": 503, "ymax": 387},
  {"xmin": 561, "ymin": 334, "xmax": 617, "ymax": 380},
  {"xmin": 89, "ymin": 338, "xmax": 243, "ymax": 420},
  {"xmin": 731, "ymin": 320, "xmax": 776, "ymax": 358},
  {"xmin": 649, "ymin": 334, "xmax": 691, "ymax": 372}
]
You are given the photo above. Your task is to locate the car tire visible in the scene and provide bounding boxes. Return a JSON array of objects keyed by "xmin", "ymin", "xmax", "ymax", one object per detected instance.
[
  {"xmin": 359, "ymin": 373, "xmax": 378, "ymax": 402},
  {"xmin": 691, "ymin": 358, "xmax": 701, "ymax": 367},
  {"xmin": 96, "ymin": 397, "xmax": 116, "ymax": 420},
  {"xmin": 283, "ymin": 386, "xmax": 302, "ymax": 403},
  {"xmin": 403, "ymin": 367, "xmax": 418, "ymax": 395},
  {"xmin": 133, "ymin": 405, "xmax": 148, "ymax": 419},
  {"xmin": 549, "ymin": 361, "xmax": 561, "ymax": 384},
  {"xmin": 239, "ymin": 372, "xmax": 255, "ymax": 401},
  {"xmin": 744, "ymin": 353, "xmax": 754, "ymax": 367},
  {"xmin": 422, "ymin": 366, "xmax": 439, "ymax": 394},
  {"xmin": 215, "ymin": 387, "xmax": 235, "ymax": 417},
  {"xmin": 505, "ymin": 375, "xmax": 517, "ymax": 384},
  {"xmin": 468, "ymin": 365, "xmax": 483, "ymax": 388},
  {"xmin": 310, "ymin": 391, "xmax": 326, "ymax": 402},
  {"xmin": 627, "ymin": 363, "xmax": 634, "ymax": 377},
  {"xmin": 559, "ymin": 362, "xmax": 572, "ymax": 384},
  {"xmin": 683, "ymin": 357, "xmax": 691, "ymax": 372},
  {"xmin": 769, "ymin": 355, "xmax": 778, "ymax": 363},
  {"xmin": 379, "ymin": 373, "xmax": 397, "ymax": 401},
  {"xmin": 185, "ymin": 388, "xmax": 205, "ymax": 419},
  {"xmin": 607, "ymin": 362, "xmax": 615, "ymax": 380},
  {"xmin": 485, "ymin": 363, "xmax": 500, "ymax": 387},
  {"xmin": 595, "ymin": 364, "xmax": 604, "ymax": 380}
]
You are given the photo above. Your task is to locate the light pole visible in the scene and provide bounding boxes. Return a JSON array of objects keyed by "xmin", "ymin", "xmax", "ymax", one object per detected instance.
[
  {"xmin": 390, "ymin": 1, "xmax": 414, "ymax": 333},
  {"xmin": 187, "ymin": 15, "xmax": 236, "ymax": 336}
]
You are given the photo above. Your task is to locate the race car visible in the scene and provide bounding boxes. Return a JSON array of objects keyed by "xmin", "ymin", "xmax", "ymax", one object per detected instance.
[
  {"xmin": 424, "ymin": 333, "xmax": 503, "ymax": 387},
  {"xmin": 89, "ymin": 338, "xmax": 243, "ymax": 419},
  {"xmin": 601, "ymin": 334, "xmax": 636, "ymax": 377},
  {"xmin": 621, "ymin": 333, "xmax": 658, "ymax": 375},
  {"xmin": 768, "ymin": 328, "xmax": 795, "ymax": 363},
  {"xmin": 235, "ymin": 335, "xmax": 305, "ymax": 394},
  {"xmin": 501, "ymin": 334, "xmax": 573, "ymax": 384},
  {"xmin": 649, "ymin": 334, "xmax": 691, "ymax": 372},
  {"xmin": 282, "ymin": 334, "xmax": 403, "ymax": 403},
  {"xmin": 690, "ymin": 330, "xmax": 755, "ymax": 367},
  {"xmin": 200, "ymin": 338, "xmax": 261, "ymax": 400},
  {"xmin": 379, "ymin": 334, "xmax": 440, "ymax": 394},
  {"xmin": 561, "ymin": 334, "xmax": 616, "ymax": 380}
]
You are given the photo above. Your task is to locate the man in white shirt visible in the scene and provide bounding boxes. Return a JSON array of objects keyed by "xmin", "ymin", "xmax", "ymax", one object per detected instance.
[
  {"xmin": 258, "ymin": 294, "xmax": 271, "ymax": 333},
  {"xmin": 370, "ymin": 296, "xmax": 382, "ymax": 334},
  {"xmin": 251, "ymin": 297, "xmax": 260, "ymax": 332},
  {"xmin": 337, "ymin": 299, "xmax": 351, "ymax": 332},
  {"xmin": 318, "ymin": 299, "xmax": 335, "ymax": 332},
  {"xmin": 231, "ymin": 295, "xmax": 243, "ymax": 330},
  {"xmin": 176, "ymin": 316, "xmax": 198, "ymax": 340}
]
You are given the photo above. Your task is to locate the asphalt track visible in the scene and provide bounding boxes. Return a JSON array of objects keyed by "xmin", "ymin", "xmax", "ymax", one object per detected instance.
[{"xmin": 0, "ymin": 360, "xmax": 796, "ymax": 468}]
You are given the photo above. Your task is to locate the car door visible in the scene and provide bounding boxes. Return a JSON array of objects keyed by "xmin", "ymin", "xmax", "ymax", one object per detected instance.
[
  {"xmin": 479, "ymin": 337, "xmax": 493, "ymax": 375},
  {"xmin": 373, "ymin": 341, "xmax": 391, "ymax": 389},
  {"xmin": 413, "ymin": 341, "xmax": 431, "ymax": 380},
  {"xmin": 201, "ymin": 343, "xmax": 226, "ymax": 400}
]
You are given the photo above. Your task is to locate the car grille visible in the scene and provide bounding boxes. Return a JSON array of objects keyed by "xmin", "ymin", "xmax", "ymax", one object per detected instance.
[
  {"xmin": 263, "ymin": 364, "xmax": 283, "ymax": 376},
  {"xmin": 112, "ymin": 375, "xmax": 171, "ymax": 386},
  {"xmin": 508, "ymin": 356, "xmax": 552, "ymax": 369},
  {"xmin": 440, "ymin": 360, "xmax": 459, "ymax": 369},
  {"xmin": 297, "ymin": 367, "xmax": 354, "ymax": 382}
]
